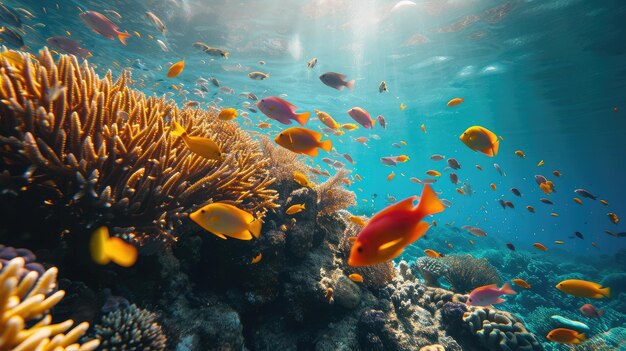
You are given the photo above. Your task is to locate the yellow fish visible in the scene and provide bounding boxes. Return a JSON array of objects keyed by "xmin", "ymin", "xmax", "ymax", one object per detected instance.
[
  {"xmin": 424, "ymin": 249, "xmax": 442, "ymax": 258},
  {"xmin": 90, "ymin": 227, "xmax": 138, "ymax": 267},
  {"xmin": 171, "ymin": 121, "xmax": 223, "ymax": 160},
  {"xmin": 286, "ymin": 204, "xmax": 306, "ymax": 215},
  {"xmin": 218, "ymin": 107, "xmax": 238, "ymax": 121},
  {"xmin": 447, "ymin": 97, "xmax": 464, "ymax": 106},
  {"xmin": 573, "ymin": 198, "xmax": 583, "ymax": 205},
  {"xmin": 349, "ymin": 216, "xmax": 367, "ymax": 226},
  {"xmin": 314, "ymin": 109, "xmax": 340, "ymax": 129},
  {"xmin": 600, "ymin": 199, "xmax": 609, "ymax": 206},
  {"xmin": 425, "ymin": 170, "xmax": 441, "ymax": 177},
  {"xmin": 275, "ymin": 127, "xmax": 332, "ymax": 157},
  {"xmin": 293, "ymin": 171, "xmax": 314, "ymax": 187},
  {"xmin": 395, "ymin": 155, "xmax": 410, "ymax": 162},
  {"xmin": 400, "ymin": 103, "xmax": 406, "ymax": 111},
  {"xmin": 513, "ymin": 278, "xmax": 531, "ymax": 289},
  {"xmin": 189, "ymin": 202, "xmax": 262, "ymax": 240},
  {"xmin": 387, "ymin": 171, "xmax": 395, "ymax": 181},
  {"xmin": 556, "ymin": 279, "xmax": 610, "ymax": 299},
  {"xmin": 341, "ymin": 123, "xmax": 359, "ymax": 131},
  {"xmin": 460, "ymin": 126, "xmax": 499, "ymax": 157},
  {"xmin": 167, "ymin": 60, "xmax": 185, "ymax": 78},
  {"xmin": 537, "ymin": 159, "xmax": 544, "ymax": 167},
  {"xmin": 421, "ymin": 124, "xmax": 426, "ymax": 133},
  {"xmin": 514, "ymin": 150, "xmax": 525, "ymax": 158}
]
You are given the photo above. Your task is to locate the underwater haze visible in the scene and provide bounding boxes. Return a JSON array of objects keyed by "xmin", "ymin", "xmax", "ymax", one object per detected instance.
[{"xmin": 1, "ymin": 0, "xmax": 625, "ymax": 350}]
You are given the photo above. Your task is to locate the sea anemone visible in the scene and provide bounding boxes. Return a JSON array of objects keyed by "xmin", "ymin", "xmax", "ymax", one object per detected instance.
[
  {"xmin": 0, "ymin": 48, "xmax": 278, "ymax": 244},
  {"xmin": 86, "ymin": 304, "xmax": 167, "ymax": 351},
  {"xmin": 0, "ymin": 256, "xmax": 100, "ymax": 350}
]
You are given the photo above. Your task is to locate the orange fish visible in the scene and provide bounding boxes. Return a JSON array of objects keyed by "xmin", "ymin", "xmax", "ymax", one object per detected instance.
[
  {"xmin": 475, "ymin": 165, "xmax": 483, "ymax": 171},
  {"xmin": 425, "ymin": 170, "xmax": 441, "ymax": 177},
  {"xmin": 608, "ymin": 212, "xmax": 619, "ymax": 224},
  {"xmin": 421, "ymin": 124, "xmax": 426, "ymax": 133},
  {"xmin": 459, "ymin": 126, "xmax": 499, "ymax": 157},
  {"xmin": 90, "ymin": 227, "xmax": 138, "ymax": 267},
  {"xmin": 512, "ymin": 279, "xmax": 531, "ymax": 289},
  {"xmin": 349, "ymin": 236, "xmax": 358, "ymax": 243},
  {"xmin": 556, "ymin": 279, "xmax": 610, "ymax": 299},
  {"xmin": 396, "ymin": 155, "xmax": 410, "ymax": 162},
  {"xmin": 447, "ymin": 97, "xmax": 464, "ymax": 107},
  {"xmin": 490, "ymin": 183, "xmax": 496, "ymax": 191},
  {"xmin": 387, "ymin": 172, "xmax": 395, "ymax": 181},
  {"xmin": 573, "ymin": 198, "xmax": 583, "ymax": 205},
  {"xmin": 349, "ymin": 273, "xmax": 364, "ymax": 282},
  {"xmin": 349, "ymin": 216, "xmax": 367, "ymax": 226},
  {"xmin": 258, "ymin": 123, "xmax": 272, "ymax": 129},
  {"xmin": 274, "ymin": 127, "xmax": 332, "ymax": 157},
  {"xmin": 514, "ymin": 150, "xmax": 525, "ymax": 158},
  {"xmin": 550, "ymin": 213, "xmax": 559, "ymax": 217},
  {"xmin": 424, "ymin": 249, "xmax": 442, "ymax": 258},
  {"xmin": 554, "ymin": 240, "xmax": 565, "ymax": 244},
  {"xmin": 348, "ymin": 185, "xmax": 444, "ymax": 266},
  {"xmin": 600, "ymin": 199, "xmax": 608, "ymax": 206},
  {"xmin": 167, "ymin": 61, "xmax": 185, "ymax": 78},
  {"xmin": 456, "ymin": 188, "xmax": 465, "ymax": 195},
  {"xmin": 533, "ymin": 242, "xmax": 548, "ymax": 251},
  {"xmin": 251, "ymin": 253, "xmax": 263, "ymax": 264},
  {"xmin": 356, "ymin": 174, "xmax": 363, "ymax": 181},
  {"xmin": 546, "ymin": 328, "xmax": 587, "ymax": 344},
  {"xmin": 553, "ymin": 170, "xmax": 561, "ymax": 177}
]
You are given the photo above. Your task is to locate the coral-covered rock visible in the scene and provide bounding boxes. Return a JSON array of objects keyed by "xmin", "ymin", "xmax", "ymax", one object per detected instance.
[
  {"xmin": 333, "ymin": 273, "xmax": 362, "ymax": 309},
  {"xmin": 463, "ymin": 307, "xmax": 544, "ymax": 351},
  {"xmin": 415, "ymin": 256, "xmax": 448, "ymax": 287}
]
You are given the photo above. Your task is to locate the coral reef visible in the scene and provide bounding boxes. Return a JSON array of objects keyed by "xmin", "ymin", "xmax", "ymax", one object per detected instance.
[
  {"xmin": 0, "ymin": 256, "xmax": 100, "ymax": 351},
  {"xmin": 0, "ymin": 244, "xmax": 44, "ymax": 275},
  {"xmin": 0, "ymin": 48, "xmax": 278, "ymax": 245},
  {"xmin": 315, "ymin": 168, "xmax": 356, "ymax": 216},
  {"xmin": 463, "ymin": 307, "xmax": 544, "ymax": 351},
  {"xmin": 86, "ymin": 304, "xmax": 167, "ymax": 351},
  {"xmin": 414, "ymin": 256, "xmax": 449, "ymax": 287},
  {"xmin": 442, "ymin": 255, "xmax": 501, "ymax": 293}
]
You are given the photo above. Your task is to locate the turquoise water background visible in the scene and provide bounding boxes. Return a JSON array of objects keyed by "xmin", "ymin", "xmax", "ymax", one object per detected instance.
[{"xmin": 13, "ymin": 0, "xmax": 626, "ymax": 258}]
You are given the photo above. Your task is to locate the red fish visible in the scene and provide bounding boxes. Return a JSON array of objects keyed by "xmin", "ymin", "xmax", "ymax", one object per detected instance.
[
  {"xmin": 348, "ymin": 185, "xmax": 445, "ymax": 266},
  {"xmin": 47, "ymin": 37, "xmax": 92, "ymax": 59},
  {"xmin": 80, "ymin": 11, "xmax": 131, "ymax": 45},
  {"xmin": 257, "ymin": 96, "xmax": 310, "ymax": 125},
  {"xmin": 579, "ymin": 304, "xmax": 603, "ymax": 318},
  {"xmin": 467, "ymin": 283, "xmax": 516, "ymax": 306}
]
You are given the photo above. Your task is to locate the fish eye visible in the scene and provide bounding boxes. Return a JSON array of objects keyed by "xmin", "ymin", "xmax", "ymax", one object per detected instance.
[
  {"xmin": 357, "ymin": 247, "xmax": 363, "ymax": 253},
  {"xmin": 201, "ymin": 210, "xmax": 206, "ymax": 213}
]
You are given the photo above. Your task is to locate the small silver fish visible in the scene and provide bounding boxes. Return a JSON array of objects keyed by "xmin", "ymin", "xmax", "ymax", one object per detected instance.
[
  {"xmin": 379, "ymin": 81, "xmax": 388, "ymax": 93},
  {"xmin": 145, "ymin": 11, "xmax": 167, "ymax": 34},
  {"xmin": 575, "ymin": 189, "xmax": 597, "ymax": 200},
  {"xmin": 307, "ymin": 57, "xmax": 317, "ymax": 68},
  {"xmin": 447, "ymin": 158, "xmax": 461, "ymax": 170},
  {"xmin": 494, "ymin": 163, "xmax": 504, "ymax": 176},
  {"xmin": 248, "ymin": 71, "xmax": 269, "ymax": 80},
  {"xmin": 430, "ymin": 154, "xmax": 445, "ymax": 161},
  {"xmin": 209, "ymin": 77, "xmax": 220, "ymax": 87}
]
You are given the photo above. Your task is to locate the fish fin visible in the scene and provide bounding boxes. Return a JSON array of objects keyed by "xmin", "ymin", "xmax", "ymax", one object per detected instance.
[
  {"xmin": 409, "ymin": 221, "xmax": 430, "ymax": 242},
  {"xmin": 294, "ymin": 112, "xmax": 310, "ymax": 126},
  {"xmin": 117, "ymin": 31, "xmax": 131, "ymax": 45},
  {"xmin": 370, "ymin": 196, "xmax": 418, "ymax": 222},
  {"xmin": 500, "ymin": 282, "xmax": 517, "ymax": 295},
  {"xmin": 600, "ymin": 287, "xmax": 610, "ymax": 298},
  {"xmin": 494, "ymin": 298, "xmax": 506, "ymax": 304},
  {"xmin": 249, "ymin": 218, "xmax": 262, "ymax": 239},
  {"xmin": 491, "ymin": 139, "xmax": 500, "ymax": 156},
  {"xmin": 171, "ymin": 120, "xmax": 186, "ymax": 137},
  {"xmin": 320, "ymin": 139, "xmax": 332, "ymax": 153},
  {"xmin": 377, "ymin": 237, "xmax": 407, "ymax": 259},
  {"xmin": 577, "ymin": 333, "xmax": 588, "ymax": 342},
  {"xmin": 208, "ymin": 230, "xmax": 228, "ymax": 240},
  {"xmin": 345, "ymin": 80, "xmax": 355, "ymax": 90},
  {"xmin": 304, "ymin": 147, "xmax": 319, "ymax": 157},
  {"xmin": 414, "ymin": 185, "xmax": 445, "ymax": 218}
]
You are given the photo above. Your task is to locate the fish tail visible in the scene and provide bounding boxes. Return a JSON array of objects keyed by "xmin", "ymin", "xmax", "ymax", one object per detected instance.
[
  {"xmin": 600, "ymin": 287, "xmax": 610, "ymax": 298},
  {"xmin": 170, "ymin": 120, "xmax": 186, "ymax": 137},
  {"xmin": 500, "ymin": 282, "xmax": 517, "ymax": 295},
  {"xmin": 249, "ymin": 218, "xmax": 262, "ymax": 239},
  {"xmin": 577, "ymin": 333, "xmax": 588, "ymax": 342},
  {"xmin": 414, "ymin": 184, "xmax": 445, "ymax": 218},
  {"xmin": 492, "ymin": 139, "xmax": 500, "ymax": 156},
  {"xmin": 345, "ymin": 80, "xmax": 355, "ymax": 90},
  {"xmin": 294, "ymin": 111, "xmax": 310, "ymax": 126},
  {"xmin": 320, "ymin": 139, "xmax": 332, "ymax": 153},
  {"xmin": 117, "ymin": 31, "xmax": 131, "ymax": 45}
]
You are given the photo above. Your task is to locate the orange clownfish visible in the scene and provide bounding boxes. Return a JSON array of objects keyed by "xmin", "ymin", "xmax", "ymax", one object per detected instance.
[
  {"xmin": 348, "ymin": 185, "xmax": 445, "ymax": 266},
  {"xmin": 90, "ymin": 226, "xmax": 138, "ymax": 267}
]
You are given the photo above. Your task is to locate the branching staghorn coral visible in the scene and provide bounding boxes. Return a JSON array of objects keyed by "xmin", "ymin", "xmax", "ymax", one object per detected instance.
[
  {"xmin": 0, "ymin": 48, "xmax": 278, "ymax": 243},
  {"xmin": 0, "ymin": 257, "xmax": 100, "ymax": 351},
  {"xmin": 258, "ymin": 135, "xmax": 309, "ymax": 183},
  {"xmin": 315, "ymin": 168, "xmax": 356, "ymax": 216}
]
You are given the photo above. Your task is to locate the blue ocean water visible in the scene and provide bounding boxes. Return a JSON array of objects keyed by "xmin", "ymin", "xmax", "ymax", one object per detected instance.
[{"xmin": 2, "ymin": 0, "xmax": 626, "ymax": 350}]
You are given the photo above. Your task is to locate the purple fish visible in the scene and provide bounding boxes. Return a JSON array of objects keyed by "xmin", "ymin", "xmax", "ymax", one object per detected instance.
[
  {"xmin": 347, "ymin": 107, "xmax": 374, "ymax": 129},
  {"xmin": 505, "ymin": 201, "xmax": 514, "ymax": 209},
  {"xmin": 343, "ymin": 153, "xmax": 355, "ymax": 165},
  {"xmin": 575, "ymin": 189, "xmax": 597, "ymax": 200},
  {"xmin": 80, "ymin": 11, "xmax": 131, "ymax": 45},
  {"xmin": 319, "ymin": 72, "xmax": 355, "ymax": 90},
  {"xmin": 498, "ymin": 199, "xmax": 506, "ymax": 209},
  {"xmin": 506, "ymin": 243, "xmax": 516, "ymax": 251},
  {"xmin": 377, "ymin": 115, "xmax": 387, "ymax": 128},
  {"xmin": 467, "ymin": 283, "xmax": 516, "ymax": 306},
  {"xmin": 534, "ymin": 175, "xmax": 547, "ymax": 184},
  {"xmin": 47, "ymin": 37, "xmax": 92, "ymax": 59},
  {"xmin": 450, "ymin": 172, "xmax": 458, "ymax": 185},
  {"xmin": 381, "ymin": 157, "xmax": 397, "ymax": 166},
  {"xmin": 257, "ymin": 96, "xmax": 310, "ymax": 125},
  {"xmin": 540, "ymin": 198, "xmax": 554, "ymax": 205},
  {"xmin": 447, "ymin": 158, "xmax": 461, "ymax": 170},
  {"xmin": 511, "ymin": 188, "xmax": 521, "ymax": 197}
]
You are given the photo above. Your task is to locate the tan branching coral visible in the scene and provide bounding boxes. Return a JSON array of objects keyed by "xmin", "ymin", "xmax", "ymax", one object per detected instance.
[
  {"xmin": 315, "ymin": 169, "xmax": 356, "ymax": 216},
  {"xmin": 0, "ymin": 48, "xmax": 278, "ymax": 242},
  {"xmin": 258, "ymin": 135, "xmax": 309, "ymax": 182},
  {"xmin": 0, "ymin": 257, "xmax": 100, "ymax": 351}
]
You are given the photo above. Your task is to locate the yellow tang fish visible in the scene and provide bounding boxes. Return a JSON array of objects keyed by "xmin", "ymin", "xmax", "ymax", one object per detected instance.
[
  {"xmin": 90, "ymin": 226, "xmax": 138, "ymax": 267},
  {"xmin": 460, "ymin": 126, "xmax": 499, "ymax": 157},
  {"xmin": 167, "ymin": 60, "xmax": 185, "ymax": 78},
  {"xmin": 171, "ymin": 121, "xmax": 223, "ymax": 160},
  {"xmin": 189, "ymin": 202, "xmax": 262, "ymax": 240}
]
